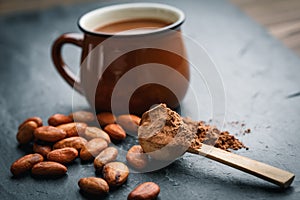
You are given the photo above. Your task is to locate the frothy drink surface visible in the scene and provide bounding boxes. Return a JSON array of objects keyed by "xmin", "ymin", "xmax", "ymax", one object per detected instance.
[{"xmin": 94, "ymin": 18, "xmax": 171, "ymax": 34}]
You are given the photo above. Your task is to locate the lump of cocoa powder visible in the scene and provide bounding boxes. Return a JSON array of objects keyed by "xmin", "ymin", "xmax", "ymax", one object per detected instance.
[{"xmin": 138, "ymin": 104, "xmax": 195, "ymax": 160}]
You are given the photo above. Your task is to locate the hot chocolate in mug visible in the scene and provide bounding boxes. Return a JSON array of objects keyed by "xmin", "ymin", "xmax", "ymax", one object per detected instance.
[{"xmin": 52, "ymin": 3, "xmax": 190, "ymax": 115}]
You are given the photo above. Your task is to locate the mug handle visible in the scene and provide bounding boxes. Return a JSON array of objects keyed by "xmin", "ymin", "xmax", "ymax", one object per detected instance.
[{"xmin": 51, "ymin": 33, "xmax": 84, "ymax": 94}]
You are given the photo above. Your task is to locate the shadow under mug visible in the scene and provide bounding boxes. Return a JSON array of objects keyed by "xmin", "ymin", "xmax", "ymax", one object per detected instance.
[{"xmin": 52, "ymin": 3, "xmax": 190, "ymax": 115}]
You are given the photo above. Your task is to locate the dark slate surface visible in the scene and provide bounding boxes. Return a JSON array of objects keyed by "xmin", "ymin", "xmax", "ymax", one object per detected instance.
[{"xmin": 0, "ymin": 0, "xmax": 299, "ymax": 199}]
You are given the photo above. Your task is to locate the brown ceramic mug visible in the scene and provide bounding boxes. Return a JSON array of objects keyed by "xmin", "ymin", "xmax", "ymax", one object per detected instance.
[{"xmin": 52, "ymin": 3, "xmax": 189, "ymax": 115}]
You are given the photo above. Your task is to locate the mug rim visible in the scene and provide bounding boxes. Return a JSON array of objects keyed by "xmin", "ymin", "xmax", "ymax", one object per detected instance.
[{"xmin": 77, "ymin": 2, "xmax": 185, "ymax": 37}]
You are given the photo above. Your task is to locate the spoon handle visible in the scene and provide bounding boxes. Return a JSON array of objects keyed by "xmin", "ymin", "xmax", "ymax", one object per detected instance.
[{"xmin": 188, "ymin": 144, "xmax": 295, "ymax": 188}]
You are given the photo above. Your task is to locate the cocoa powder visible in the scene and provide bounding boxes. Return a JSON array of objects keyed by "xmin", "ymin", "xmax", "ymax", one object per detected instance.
[
  {"xmin": 138, "ymin": 104, "xmax": 195, "ymax": 160},
  {"xmin": 184, "ymin": 118, "xmax": 248, "ymax": 151},
  {"xmin": 138, "ymin": 104, "xmax": 248, "ymax": 157}
]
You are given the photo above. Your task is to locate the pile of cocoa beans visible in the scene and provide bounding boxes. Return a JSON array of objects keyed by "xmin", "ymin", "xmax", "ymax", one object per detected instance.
[{"xmin": 10, "ymin": 111, "xmax": 160, "ymax": 199}]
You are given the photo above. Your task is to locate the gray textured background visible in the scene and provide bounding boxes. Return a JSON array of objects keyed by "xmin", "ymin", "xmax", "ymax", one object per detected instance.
[{"xmin": 0, "ymin": 0, "xmax": 299, "ymax": 199}]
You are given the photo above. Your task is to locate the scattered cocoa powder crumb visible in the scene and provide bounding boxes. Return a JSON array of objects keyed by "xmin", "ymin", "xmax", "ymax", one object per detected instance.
[
  {"xmin": 183, "ymin": 118, "xmax": 248, "ymax": 151},
  {"xmin": 244, "ymin": 128, "xmax": 251, "ymax": 134}
]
